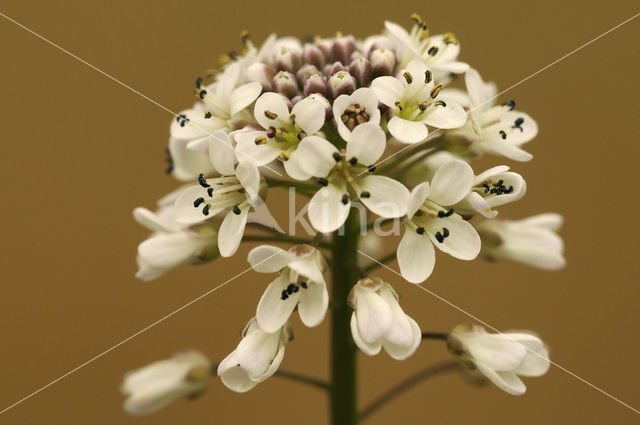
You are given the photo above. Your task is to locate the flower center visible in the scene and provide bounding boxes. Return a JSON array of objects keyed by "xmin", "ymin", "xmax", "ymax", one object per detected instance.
[
  {"xmin": 341, "ymin": 103, "xmax": 370, "ymax": 131},
  {"xmin": 192, "ymin": 174, "xmax": 249, "ymax": 217},
  {"xmin": 473, "ymin": 178, "xmax": 514, "ymax": 197}
]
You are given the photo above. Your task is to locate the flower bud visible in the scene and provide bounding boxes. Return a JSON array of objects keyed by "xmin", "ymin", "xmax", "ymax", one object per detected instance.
[
  {"xmin": 327, "ymin": 71, "xmax": 356, "ymax": 98},
  {"xmin": 271, "ymin": 71, "xmax": 299, "ymax": 98},
  {"xmin": 303, "ymin": 43, "xmax": 327, "ymax": 68},
  {"xmin": 324, "ymin": 61, "xmax": 347, "ymax": 76},
  {"xmin": 348, "ymin": 54, "xmax": 372, "ymax": 86},
  {"xmin": 245, "ymin": 62, "xmax": 276, "ymax": 91},
  {"xmin": 370, "ymin": 48, "xmax": 396, "ymax": 78},
  {"xmin": 330, "ymin": 35, "xmax": 356, "ymax": 64},
  {"xmin": 274, "ymin": 46, "xmax": 302, "ymax": 73},
  {"xmin": 303, "ymin": 74, "xmax": 327, "ymax": 97},
  {"xmin": 296, "ymin": 64, "xmax": 321, "ymax": 85}
]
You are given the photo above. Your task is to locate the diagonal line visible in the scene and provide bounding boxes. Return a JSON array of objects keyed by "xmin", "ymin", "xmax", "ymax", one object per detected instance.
[
  {"xmin": 0, "ymin": 10, "xmax": 282, "ymax": 176},
  {"xmin": 360, "ymin": 11, "xmax": 640, "ymax": 176},
  {"xmin": 356, "ymin": 249, "xmax": 640, "ymax": 414},
  {"xmin": 0, "ymin": 252, "xmax": 279, "ymax": 415}
]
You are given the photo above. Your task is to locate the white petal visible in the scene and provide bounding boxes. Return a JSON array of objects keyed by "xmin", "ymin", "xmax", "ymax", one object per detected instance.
[
  {"xmin": 236, "ymin": 161, "xmax": 260, "ymax": 200},
  {"xmin": 254, "ymin": 92, "xmax": 290, "ymax": 129},
  {"xmin": 288, "ymin": 254, "xmax": 325, "ymax": 285},
  {"xmin": 465, "ymin": 68, "xmax": 495, "ymax": 109},
  {"xmin": 465, "ymin": 191, "xmax": 496, "ymax": 218},
  {"xmin": 217, "ymin": 351, "xmax": 257, "ymax": 393},
  {"xmin": 308, "ymin": 182, "xmax": 350, "ymax": 233},
  {"xmin": 406, "ymin": 182, "xmax": 430, "ymax": 219},
  {"xmin": 236, "ymin": 327, "xmax": 280, "ymax": 379},
  {"xmin": 218, "ymin": 208, "xmax": 249, "ymax": 257},
  {"xmin": 291, "ymin": 97, "xmax": 325, "ymax": 134},
  {"xmin": 429, "ymin": 160, "xmax": 475, "ymax": 206},
  {"xmin": 517, "ymin": 345, "xmax": 550, "ymax": 377},
  {"xmin": 350, "ymin": 312, "xmax": 382, "ymax": 356},
  {"xmin": 256, "ymin": 275, "xmax": 300, "ymax": 333},
  {"xmin": 370, "ymin": 76, "xmax": 404, "ymax": 109},
  {"xmin": 476, "ymin": 364, "xmax": 527, "ymax": 395},
  {"xmin": 294, "ymin": 136, "xmax": 338, "ymax": 178},
  {"xmin": 475, "ymin": 140, "xmax": 533, "ymax": 162},
  {"xmin": 429, "ymin": 215, "xmax": 480, "ymax": 260},
  {"xmin": 169, "ymin": 137, "xmax": 215, "ymax": 181},
  {"xmin": 353, "ymin": 288, "xmax": 393, "ymax": 343},
  {"xmin": 138, "ymin": 233, "xmax": 208, "ymax": 270},
  {"xmin": 230, "ymin": 82, "xmax": 262, "ymax": 116},
  {"xmin": 387, "ymin": 116, "xmax": 428, "ymax": 144},
  {"xmin": 383, "ymin": 316, "xmax": 421, "ymax": 360},
  {"xmin": 133, "ymin": 207, "xmax": 176, "ymax": 233},
  {"xmin": 468, "ymin": 335, "xmax": 528, "ymax": 371},
  {"xmin": 283, "ymin": 151, "xmax": 312, "ymax": 181},
  {"xmin": 209, "ymin": 130, "xmax": 237, "ymax": 175},
  {"xmin": 345, "ymin": 123, "xmax": 386, "ymax": 165},
  {"xmin": 235, "ymin": 130, "xmax": 281, "ymax": 166},
  {"xmin": 174, "ymin": 186, "xmax": 222, "ymax": 224},
  {"xmin": 498, "ymin": 111, "xmax": 538, "ymax": 145},
  {"xmin": 252, "ymin": 344, "xmax": 285, "ymax": 383},
  {"xmin": 423, "ymin": 101, "xmax": 467, "ymax": 129},
  {"xmin": 247, "ymin": 245, "xmax": 294, "ymax": 273},
  {"xmin": 518, "ymin": 213, "xmax": 563, "ymax": 231},
  {"xmin": 298, "ymin": 281, "xmax": 329, "ymax": 328},
  {"xmin": 356, "ymin": 175, "xmax": 409, "ymax": 218},
  {"xmin": 397, "ymin": 228, "xmax": 435, "ymax": 284}
]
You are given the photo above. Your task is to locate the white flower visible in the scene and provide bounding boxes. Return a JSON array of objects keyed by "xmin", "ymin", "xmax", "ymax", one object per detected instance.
[
  {"xmin": 217, "ymin": 318, "xmax": 293, "ymax": 393},
  {"xmin": 248, "ymin": 244, "xmax": 329, "ymax": 332},
  {"xmin": 447, "ymin": 324, "xmax": 550, "ymax": 395},
  {"xmin": 121, "ymin": 351, "xmax": 211, "ymax": 416},
  {"xmin": 384, "ymin": 17, "xmax": 469, "ymax": 77},
  {"xmin": 444, "ymin": 68, "xmax": 538, "ymax": 161},
  {"xmin": 295, "ymin": 122, "xmax": 409, "ymax": 232},
  {"xmin": 455, "ymin": 165, "xmax": 526, "ymax": 218},
  {"xmin": 332, "ymin": 87, "xmax": 381, "ymax": 142},
  {"xmin": 397, "ymin": 159, "xmax": 481, "ymax": 283},
  {"xmin": 477, "ymin": 213, "xmax": 565, "ymax": 270},
  {"xmin": 371, "ymin": 60, "xmax": 466, "ymax": 144},
  {"xmin": 348, "ymin": 277, "xmax": 421, "ymax": 360},
  {"xmin": 235, "ymin": 92, "xmax": 327, "ymax": 180},
  {"xmin": 134, "ymin": 192, "xmax": 217, "ymax": 281},
  {"xmin": 173, "ymin": 160, "xmax": 263, "ymax": 257}
]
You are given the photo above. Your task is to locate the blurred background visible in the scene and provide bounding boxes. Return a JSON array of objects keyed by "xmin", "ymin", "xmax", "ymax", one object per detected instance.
[{"xmin": 1, "ymin": 0, "xmax": 639, "ymax": 423}]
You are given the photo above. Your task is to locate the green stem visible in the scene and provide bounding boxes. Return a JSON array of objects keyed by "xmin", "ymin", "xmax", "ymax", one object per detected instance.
[
  {"xmin": 265, "ymin": 177, "xmax": 317, "ymax": 197},
  {"xmin": 330, "ymin": 208, "xmax": 360, "ymax": 425},
  {"xmin": 374, "ymin": 136, "xmax": 442, "ymax": 175},
  {"xmin": 274, "ymin": 370, "xmax": 331, "ymax": 391}
]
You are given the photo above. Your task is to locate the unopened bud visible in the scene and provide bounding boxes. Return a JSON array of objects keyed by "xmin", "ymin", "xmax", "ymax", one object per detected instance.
[
  {"xmin": 330, "ymin": 35, "xmax": 356, "ymax": 64},
  {"xmin": 296, "ymin": 64, "xmax": 321, "ymax": 85},
  {"xmin": 303, "ymin": 74, "xmax": 327, "ymax": 97},
  {"xmin": 274, "ymin": 46, "xmax": 302, "ymax": 73},
  {"xmin": 245, "ymin": 62, "xmax": 276, "ymax": 91},
  {"xmin": 348, "ymin": 54, "xmax": 372, "ymax": 86},
  {"xmin": 324, "ymin": 61, "xmax": 347, "ymax": 77},
  {"xmin": 328, "ymin": 71, "xmax": 356, "ymax": 99},
  {"xmin": 370, "ymin": 48, "xmax": 396, "ymax": 78},
  {"xmin": 271, "ymin": 71, "xmax": 299, "ymax": 98},
  {"xmin": 303, "ymin": 43, "xmax": 327, "ymax": 68}
]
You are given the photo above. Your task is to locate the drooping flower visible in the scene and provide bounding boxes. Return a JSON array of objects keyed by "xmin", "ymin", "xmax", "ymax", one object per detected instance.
[
  {"xmin": 443, "ymin": 68, "xmax": 538, "ymax": 161},
  {"xmin": 384, "ymin": 15, "xmax": 469, "ymax": 77},
  {"xmin": 133, "ymin": 191, "xmax": 218, "ymax": 281},
  {"xmin": 447, "ymin": 324, "xmax": 550, "ymax": 395},
  {"xmin": 295, "ymin": 122, "xmax": 410, "ymax": 232},
  {"xmin": 332, "ymin": 87, "xmax": 381, "ymax": 142},
  {"xmin": 217, "ymin": 318, "xmax": 293, "ymax": 393},
  {"xmin": 397, "ymin": 159, "xmax": 481, "ymax": 283},
  {"xmin": 235, "ymin": 92, "xmax": 327, "ymax": 180},
  {"xmin": 477, "ymin": 213, "xmax": 565, "ymax": 270},
  {"xmin": 248, "ymin": 244, "xmax": 329, "ymax": 333},
  {"xmin": 454, "ymin": 165, "xmax": 526, "ymax": 218},
  {"xmin": 173, "ymin": 160, "xmax": 264, "ymax": 257},
  {"xmin": 371, "ymin": 60, "xmax": 466, "ymax": 143},
  {"xmin": 121, "ymin": 351, "xmax": 211, "ymax": 416},
  {"xmin": 348, "ymin": 277, "xmax": 421, "ymax": 360}
]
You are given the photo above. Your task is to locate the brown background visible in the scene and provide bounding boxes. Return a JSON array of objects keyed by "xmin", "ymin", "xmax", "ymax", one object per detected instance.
[{"xmin": 1, "ymin": 0, "xmax": 639, "ymax": 424}]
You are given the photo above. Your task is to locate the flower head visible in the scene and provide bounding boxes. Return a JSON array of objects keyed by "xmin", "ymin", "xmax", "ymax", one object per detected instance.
[
  {"xmin": 455, "ymin": 165, "xmax": 526, "ymax": 218},
  {"xmin": 447, "ymin": 324, "xmax": 550, "ymax": 395},
  {"xmin": 348, "ymin": 277, "xmax": 421, "ymax": 360},
  {"xmin": 121, "ymin": 351, "xmax": 211, "ymax": 416}
]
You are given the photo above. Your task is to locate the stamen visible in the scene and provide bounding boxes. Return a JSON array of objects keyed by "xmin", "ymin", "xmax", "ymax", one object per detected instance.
[
  {"xmin": 349, "ymin": 157, "xmax": 358, "ymax": 166},
  {"xmin": 435, "ymin": 232, "xmax": 444, "ymax": 243},
  {"xmin": 281, "ymin": 290, "xmax": 289, "ymax": 300},
  {"xmin": 403, "ymin": 72, "xmax": 413, "ymax": 84},
  {"xmin": 300, "ymin": 281, "xmax": 308, "ymax": 289},
  {"xmin": 317, "ymin": 178, "xmax": 329, "ymax": 187},
  {"xmin": 430, "ymin": 84, "xmax": 442, "ymax": 99},
  {"xmin": 199, "ymin": 89, "xmax": 207, "ymax": 99},
  {"xmin": 502, "ymin": 99, "xmax": 516, "ymax": 110},
  {"xmin": 194, "ymin": 197, "xmax": 205, "ymax": 207},
  {"xmin": 279, "ymin": 151, "xmax": 290, "ymax": 161},
  {"xmin": 207, "ymin": 187, "xmax": 214, "ymax": 197},
  {"xmin": 240, "ymin": 30, "xmax": 250, "ymax": 46},
  {"xmin": 424, "ymin": 70, "xmax": 433, "ymax": 84},
  {"xmin": 427, "ymin": 46, "xmax": 439, "ymax": 56},
  {"xmin": 198, "ymin": 174, "xmax": 210, "ymax": 188},
  {"xmin": 442, "ymin": 227, "xmax": 450, "ymax": 238},
  {"xmin": 255, "ymin": 136, "xmax": 267, "ymax": 145},
  {"xmin": 443, "ymin": 32, "xmax": 458, "ymax": 45},
  {"xmin": 512, "ymin": 117, "xmax": 525, "ymax": 131},
  {"xmin": 333, "ymin": 152, "xmax": 342, "ymax": 162},
  {"xmin": 416, "ymin": 227, "xmax": 425, "ymax": 235},
  {"xmin": 204, "ymin": 111, "xmax": 212, "ymax": 119},
  {"xmin": 360, "ymin": 191, "xmax": 371, "ymax": 198},
  {"xmin": 341, "ymin": 194, "xmax": 349, "ymax": 205},
  {"xmin": 264, "ymin": 110, "xmax": 278, "ymax": 120},
  {"xmin": 232, "ymin": 205, "xmax": 241, "ymax": 215},
  {"xmin": 202, "ymin": 204, "xmax": 211, "ymax": 216},
  {"xmin": 195, "ymin": 77, "xmax": 203, "ymax": 88},
  {"xmin": 367, "ymin": 165, "xmax": 376, "ymax": 172},
  {"xmin": 434, "ymin": 100, "xmax": 447, "ymax": 107},
  {"xmin": 394, "ymin": 100, "xmax": 404, "ymax": 111},
  {"xmin": 297, "ymin": 129, "xmax": 307, "ymax": 140},
  {"xmin": 499, "ymin": 130, "xmax": 507, "ymax": 140},
  {"xmin": 289, "ymin": 114, "xmax": 296, "ymax": 125}
]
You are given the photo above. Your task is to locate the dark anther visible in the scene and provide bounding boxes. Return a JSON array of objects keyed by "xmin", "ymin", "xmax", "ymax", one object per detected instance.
[
  {"xmin": 207, "ymin": 187, "xmax": 214, "ymax": 197},
  {"xmin": 505, "ymin": 186, "xmax": 514, "ymax": 193},
  {"xmin": 416, "ymin": 227, "xmax": 425, "ymax": 235},
  {"xmin": 445, "ymin": 208, "xmax": 454, "ymax": 217},
  {"xmin": 403, "ymin": 72, "xmax": 413, "ymax": 84},
  {"xmin": 435, "ymin": 232, "xmax": 444, "ymax": 243},
  {"xmin": 199, "ymin": 89, "xmax": 207, "ymax": 99},
  {"xmin": 438, "ymin": 210, "xmax": 445, "ymax": 218},
  {"xmin": 264, "ymin": 110, "xmax": 278, "ymax": 120},
  {"xmin": 202, "ymin": 204, "xmax": 211, "ymax": 216},
  {"xmin": 434, "ymin": 100, "xmax": 447, "ymax": 107},
  {"xmin": 428, "ymin": 46, "xmax": 439, "ymax": 56},
  {"xmin": 430, "ymin": 84, "xmax": 442, "ymax": 99},
  {"xmin": 499, "ymin": 130, "xmax": 507, "ymax": 140},
  {"xmin": 349, "ymin": 157, "xmax": 358, "ymax": 166},
  {"xmin": 281, "ymin": 290, "xmax": 289, "ymax": 300},
  {"xmin": 502, "ymin": 99, "xmax": 516, "ymax": 110},
  {"xmin": 177, "ymin": 114, "xmax": 189, "ymax": 127},
  {"xmin": 482, "ymin": 183, "xmax": 491, "ymax": 193},
  {"xmin": 204, "ymin": 111, "xmax": 212, "ymax": 119},
  {"xmin": 198, "ymin": 174, "xmax": 210, "ymax": 188},
  {"xmin": 292, "ymin": 285, "xmax": 299, "ymax": 293},
  {"xmin": 195, "ymin": 77, "xmax": 203, "ymax": 88},
  {"xmin": 424, "ymin": 70, "xmax": 433, "ymax": 84},
  {"xmin": 232, "ymin": 205, "xmax": 241, "ymax": 215},
  {"xmin": 228, "ymin": 50, "xmax": 238, "ymax": 61},
  {"xmin": 512, "ymin": 117, "xmax": 524, "ymax": 131},
  {"xmin": 164, "ymin": 147, "xmax": 174, "ymax": 174},
  {"xmin": 193, "ymin": 197, "xmax": 205, "ymax": 208},
  {"xmin": 493, "ymin": 179, "xmax": 504, "ymax": 187},
  {"xmin": 360, "ymin": 191, "xmax": 371, "ymax": 198},
  {"xmin": 317, "ymin": 178, "xmax": 329, "ymax": 187},
  {"xmin": 333, "ymin": 152, "xmax": 342, "ymax": 162},
  {"xmin": 368, "ymin": 165, "xmax": 376, "ymax": 172},
  {"xmin": 300, "ymin": 281, "xmax": 308, "ymax": 289},
  {"xmin": 341, "ymin": 194, "xmax": 349, "ymax": 205},
  {"xmin": 286, "ymin": 283, "xmax": 298, "ymax": 294},
  {"xmin": 442, "ymin": 227, "xmax": 450, "ymax": 238}
]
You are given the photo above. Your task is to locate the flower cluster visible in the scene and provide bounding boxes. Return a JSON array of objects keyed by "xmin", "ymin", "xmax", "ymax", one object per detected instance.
[{"xmin": 125, "ymin": 15, "xmax": 565, "ymax": 416}]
